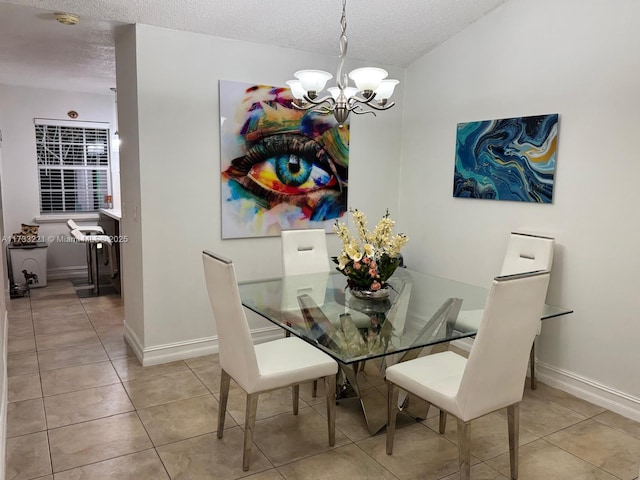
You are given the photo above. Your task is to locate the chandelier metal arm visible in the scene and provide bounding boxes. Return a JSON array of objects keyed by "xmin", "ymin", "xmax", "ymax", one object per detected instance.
[
  {"xmin": 292, "ymin": 93, "xmax": 395, "ymax": 118},
  {"xmin": 350, "ymin": 107, "xmax": 377, "ymax": 117},
  {"xmin": 291, "ymin": 94, "xmax": 336, "ymax": 112},
  {"xmin": 349, "ymin": 97, "xmax": 396, "ymax": 112}
]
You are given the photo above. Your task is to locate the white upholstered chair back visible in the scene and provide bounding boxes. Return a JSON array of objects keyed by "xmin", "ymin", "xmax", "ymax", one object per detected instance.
[
  {"xmin": 500, "ymin": 232, "xmax": 554, "ymax": 276},
  {"xmin": 281, "ymin": 229, "xmax": 330, "ymax": 276},
  {"xmin": 501, "ymin": 232, "xmax": 554, "ymax": 338},
  {"xmin": 280, "ymin": 272, "xmax": 330, "ymax": 311},
  {"xmin": 456, "ymin": 271, "xmax": 550, "ymax": 421},
  {"xmin": 202, "ymin": 251, "xmax": 259, "ymax": 392}
]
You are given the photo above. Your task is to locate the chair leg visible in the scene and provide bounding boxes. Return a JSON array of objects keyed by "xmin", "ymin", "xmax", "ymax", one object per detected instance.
[
  {"xmin": 312, "ymin": 380, "xmax": 318, "ymax": 397},
  {"xmin": 324, "ymin": 374, "xmax": 336, "ymax": 446},
  {"xmin": 456, "ymin": 418, "xmax": 471, "ymax": 480},
  {"xmin": 507, "ymin": 403, "xmax": 520, "ymax": 480},
  {"xmin": 292, "ymin": 384, "xmax": 299, "ymax": 415},
  {"xmin": 530, "ymin": 340, "xmax": 537, "ymax": 390},
  {"xmin": 439, "ymin": 409, "xmax": 447, "ymax": 434},
  {"xmin": 217, "ymin": 369, "xmax": 231, "ymax": 439},
  {"xmin": 386, "ymin": 381, "xmax": 400, "ymax": 455},
  {"xmin": 243, "ymin": 393, "xmax": 259, "ymax": 472}
]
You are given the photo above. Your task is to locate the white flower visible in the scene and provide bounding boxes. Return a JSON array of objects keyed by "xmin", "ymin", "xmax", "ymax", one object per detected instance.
[
  {"xmin": 337, "ymin": 253, "xmax": 350, "ymax": 270},
  {"xmin": 333, "ymin": 209, "xmax": 409, "ymax": 285},
  {"xmin": 345, "ymin": 241, "xmax": 363, "ymax": 262},
  {"xmin": 363, "ymin": 243, "xmax": 375, "ymax": 258}
]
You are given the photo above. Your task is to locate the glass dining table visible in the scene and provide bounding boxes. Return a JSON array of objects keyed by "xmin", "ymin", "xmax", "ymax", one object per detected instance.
[{"xmin": 238, "ymin": 268, "xmax": 572, "ymax": 433}]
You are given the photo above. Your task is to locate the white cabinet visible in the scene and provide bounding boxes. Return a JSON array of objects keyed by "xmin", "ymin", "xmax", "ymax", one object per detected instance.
[{"xmin": 8, "ymin": 243, "xmax": 48, "ymax": 288}]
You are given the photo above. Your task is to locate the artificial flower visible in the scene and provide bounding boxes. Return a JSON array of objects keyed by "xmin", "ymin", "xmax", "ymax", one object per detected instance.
[{"xmin": 332, "ymin": 209, "xmax": 408, "ymax": 292}]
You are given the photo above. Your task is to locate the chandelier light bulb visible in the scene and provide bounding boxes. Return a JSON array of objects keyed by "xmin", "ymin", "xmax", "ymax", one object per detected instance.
[
  {"xmin": 328, "ymin": 86, "xmax": 359, "ymax": 100},
  {"xmin": 374, "ymin": 79, "xmax": 400, "ymax": 101},
  {"xmin": 294, "ymin": 70, "xmax": 333, "ymax": 95},
  {"xmin": 286, "ymin": 80, "xmax": 306, "ymax": 100},
  {"xmin": 348, "ymin": 67, "xmax": 388, "ymax": 93}
]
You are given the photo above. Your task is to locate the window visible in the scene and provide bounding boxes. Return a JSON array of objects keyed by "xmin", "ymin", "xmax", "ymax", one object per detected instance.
[{"xmin": 35, "ymin": 119, "xmax": 111, "ymax": 214}]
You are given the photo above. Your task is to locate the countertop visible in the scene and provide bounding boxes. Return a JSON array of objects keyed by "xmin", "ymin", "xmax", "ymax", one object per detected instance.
[{"xmin": 99, "ymin": 208, "xmax": 122, "ymax": 221}]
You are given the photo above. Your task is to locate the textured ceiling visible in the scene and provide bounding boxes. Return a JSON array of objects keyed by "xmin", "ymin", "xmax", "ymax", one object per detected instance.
[{"xmin": 0, "ymin": 0, "xmax": 509, "ymax": 94}]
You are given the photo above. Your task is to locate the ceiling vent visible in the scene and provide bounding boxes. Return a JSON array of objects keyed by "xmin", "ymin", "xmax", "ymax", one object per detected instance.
[{"xmin": 55, "ymin": 13, "xmax": 79, "ymax": 26}]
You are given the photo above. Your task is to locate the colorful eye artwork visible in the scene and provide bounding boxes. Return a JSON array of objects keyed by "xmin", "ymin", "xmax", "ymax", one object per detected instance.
[
  {"xmin": 219, "ymin": 80, "xmax": 349, "ymax": 238},
  {"xmin": 453, "ymin": 114, "xmax": 559, "ymax": 203}
]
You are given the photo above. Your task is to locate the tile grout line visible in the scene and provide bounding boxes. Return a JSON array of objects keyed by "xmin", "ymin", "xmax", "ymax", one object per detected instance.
[
  {"xmin": 77, "ymin": 292, "xmax": 174, "ymax": 479},
  {"xmin": 538, "ymin": 422, "xmax": 629, "ymax": 480},
  {"xmin": 29, "ymin": 290, "xmax": 55, "ymax": 480},
  {"xmin": 8, "ymin": 282, "xmax": 640, "ymax": 480}
]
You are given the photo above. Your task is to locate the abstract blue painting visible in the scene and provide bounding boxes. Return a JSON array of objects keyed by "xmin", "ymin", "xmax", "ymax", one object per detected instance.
[{"xmin": 453, "ymin": 114, "xmax": 559, "ymax": 203}]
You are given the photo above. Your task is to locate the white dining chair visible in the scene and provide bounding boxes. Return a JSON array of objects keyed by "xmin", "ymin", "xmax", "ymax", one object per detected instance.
[
  {"xmin": 386, "ymin": 270, "xmax": 551, "ymax": 480},
  {"xmin": 451, "ymin": 232, "xmax": 554, "ymax": 388},
  {"xmin": 281, "ymin": 228, "xmax": 374, "ymax": 392},
  {"xmin": 281, "ymin": 228, "xmax": 330, "ymax": 276},
  {"xmin": 281, "ymin": 228, "xmax": 332, "ymax": 396},
  {"xmin": 202, "ymin": 250, "xmax": 338, "ymax": 471}
]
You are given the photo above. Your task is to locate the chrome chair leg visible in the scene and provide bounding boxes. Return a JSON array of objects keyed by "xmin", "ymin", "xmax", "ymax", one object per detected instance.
[
  {"xmin": 456, "ymin": 418, "xmax": 471, "ymax": 480},
  {"xmin": 386, "ymin": 381, "xmax": 399, "ymax": 455},
  {"xmin": 324, "ymin": 374, "xmax": 336, "ymax": 446},
  {"xmin": 507, "ymin": 403, "xmax": 520, "ymax": 479},
  {"xmin": 217, "ymin": 369, "xmax": 231, "ymax": 438},
  {"xmin": 243, "ymin": 393, "xmax": 259, "ymax": 471},
  {"xmin": 292, "ymin": 384, "xmax": 299, "ymax": 415},
  {"xmin": 530, "ymin": 341, "xmax": 537, "ymax": 390},
  {"xmin": 439, "ymin": 409, "xmax": 447, "ymax": 434}
]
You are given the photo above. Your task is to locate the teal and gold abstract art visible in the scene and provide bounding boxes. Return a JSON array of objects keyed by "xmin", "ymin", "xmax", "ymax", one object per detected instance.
[{"xmin": 453, "ymin": 114, "xmax": 558, "ymax": 203}]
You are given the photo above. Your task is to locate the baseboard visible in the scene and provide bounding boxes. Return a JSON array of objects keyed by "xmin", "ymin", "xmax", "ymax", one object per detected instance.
[
  {"xmin": 1, "ymin": 310, "xmax": 8, "ymax": 480},
  {"xmin": 123, "ymin": 322, "xmax": 283, "ymax": 367},
  {"xmin": 450, "ymin": 337, "xmax": 640, "ymax": 423},
  {"xmin": 122, "ymin": 321, "xmax": 144, "ymax": 363},
  {"xmin": 450, "ymin": 337, "xmax": 473, "ymax": 352},
  {"xmin": 536, "ymin": 361, "xmax": 640, "ymax": 423}
]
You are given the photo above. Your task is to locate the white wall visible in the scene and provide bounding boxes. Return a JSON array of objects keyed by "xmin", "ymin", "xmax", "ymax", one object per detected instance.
[
  {"xmin": 399, "ymin": 0, "xmax": 640, "ymax": 418},
  {"xmin": 0, "ymin": 146, "xmax": 7, "ymax": 480},
  {"xmin": 115, "ymin": 24, "xmax": 405, "ymax": 363},
  {"xmin": 0, "ymin": 85, "xmax": 119, "ymax": 278},
  {"xmin": 115, "ymin": 24, "xmax": 145, "ymax": 351}
]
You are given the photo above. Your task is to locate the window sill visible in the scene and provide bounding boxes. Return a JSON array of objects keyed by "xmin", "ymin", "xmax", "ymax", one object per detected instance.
[{"xmin": 34, "ymin": 213, "xmax": 100, "ymax": 224}]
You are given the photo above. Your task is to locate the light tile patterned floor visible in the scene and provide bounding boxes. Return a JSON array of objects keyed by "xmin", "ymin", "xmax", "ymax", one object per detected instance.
[{"xmin": 5, "ymin": 280, "xmax": 640, "ymax": 480}]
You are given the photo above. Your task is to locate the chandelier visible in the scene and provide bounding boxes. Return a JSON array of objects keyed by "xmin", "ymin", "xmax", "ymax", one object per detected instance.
[{"xmin": 286, "ymin": 0, "xmax": 399, "ymax": 127}]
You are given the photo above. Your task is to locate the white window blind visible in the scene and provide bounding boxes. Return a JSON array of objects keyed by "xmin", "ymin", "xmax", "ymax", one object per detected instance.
[{"xmin": 34, "ymin": 119, "xmax": 111, "ymax": 214}]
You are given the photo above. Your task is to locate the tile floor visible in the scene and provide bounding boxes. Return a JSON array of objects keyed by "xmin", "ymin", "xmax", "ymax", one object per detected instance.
[{"xmin": 5, "ymin": 279, "xmax": 640, "ymax": 480}]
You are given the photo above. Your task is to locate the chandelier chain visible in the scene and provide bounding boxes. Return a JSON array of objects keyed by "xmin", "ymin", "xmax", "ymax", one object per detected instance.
[{"xmin": 337, "ymin": 0, "xmax": 348, "ymax": 90}]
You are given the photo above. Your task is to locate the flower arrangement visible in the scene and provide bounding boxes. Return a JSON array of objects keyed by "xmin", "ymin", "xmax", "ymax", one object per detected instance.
[{"xmin": 332, "ymin": 209, "xmax": 409, "ymax": 292}]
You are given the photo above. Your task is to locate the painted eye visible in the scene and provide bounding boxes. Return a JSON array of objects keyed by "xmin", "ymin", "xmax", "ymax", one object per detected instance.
[
  {"xmin": 226, "ymin": 133, "xmax": 339, "ymax": 196},
  {"xmin": 248, "ymin": 154, "xmax": 335, "ymax": 194},
  {"xmin": 223, "ymin": 132, "xmax": 347, "ymax": 221}
]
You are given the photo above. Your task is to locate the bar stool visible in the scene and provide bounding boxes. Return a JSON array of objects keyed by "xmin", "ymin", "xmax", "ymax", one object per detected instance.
[
  {"xmin": 67, "ymin": 218, "xmax": 104, "ymax": 234},
  {"xmin": 67, "ymin": 219, "xmax": 110, "ymax": 282},
  {"xmin": 70, "ymin": 229, "xmax": 113, "ymax": 296}
]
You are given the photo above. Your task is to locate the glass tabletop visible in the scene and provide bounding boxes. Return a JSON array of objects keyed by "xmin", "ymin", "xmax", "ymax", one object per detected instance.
[{"xmin": 238, "ymin": 269, "xmax": 572, "ymax": 365}]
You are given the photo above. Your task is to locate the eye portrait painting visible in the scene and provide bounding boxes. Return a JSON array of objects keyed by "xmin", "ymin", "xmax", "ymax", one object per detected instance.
[{"xmin": 219, "ymin": 80, "xmax": 349, "ymax": 239}]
